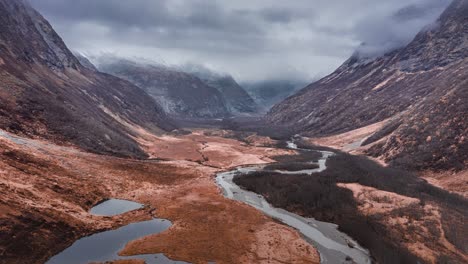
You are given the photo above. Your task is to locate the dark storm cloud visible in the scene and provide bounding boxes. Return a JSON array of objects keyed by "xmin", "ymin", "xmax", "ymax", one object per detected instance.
[{"xmin": 29, "ymin": 0, "xmax": 451, "ymax": 81}]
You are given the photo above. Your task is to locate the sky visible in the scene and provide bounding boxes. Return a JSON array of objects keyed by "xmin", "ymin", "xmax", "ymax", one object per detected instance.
[{"xmin": 29, "ymin": 0, "xmax": 451, "ymax": 82}]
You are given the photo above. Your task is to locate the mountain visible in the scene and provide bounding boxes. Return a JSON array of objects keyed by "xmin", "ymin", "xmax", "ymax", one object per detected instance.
[
  {"xmin": 182, "ymin": 66, "xmax": 257, "ymax": 114},
  {"xmin": 242, "ymin": 80, "xmax": 308, "ymax": 112},
  {"xmin": 74, "ymin": 53, "xmax": 98, "ymax": 71},
  {"xmin": 96, "ymin": 58, "xmax": 230, "ymax": 119},
  {"xmin": 0, "ymin": 0, "xmax": 174, "ymax": 158},
  {"xmin": 204, "ymin": 75, "xmax": 257, "ymax": 114},
  {"xmin": 267, "ymin": 0, "xmax": 467, "ymax": 170}
]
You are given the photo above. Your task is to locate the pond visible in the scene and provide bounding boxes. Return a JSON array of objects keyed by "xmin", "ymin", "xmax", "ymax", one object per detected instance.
[
  {"xmin": 46, "ymin": 199, "xmax": 188, "ymax": 264},
  {"xmin": 89, "ymin": 199, "xmax": 144, "ymax": 216}
]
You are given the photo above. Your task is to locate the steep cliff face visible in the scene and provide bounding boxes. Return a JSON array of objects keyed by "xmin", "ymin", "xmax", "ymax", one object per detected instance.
[
  {"xmin": 197, "ymin": 75, "xmax": 257, "ymax": 114},
  {"xmin": 267, "ymin": 0, "xmax": 467, "ymax": 170},
  {"xmin": 175, "ymin": 64, "xmax": 257, "ymax": 114},
  {"xmin": 97, "ymin": 58, "xmax": 230, "ymax": 119},
  {"xmin": 0, "ymin": 0, "xmax": 174, "ymax": 158}
]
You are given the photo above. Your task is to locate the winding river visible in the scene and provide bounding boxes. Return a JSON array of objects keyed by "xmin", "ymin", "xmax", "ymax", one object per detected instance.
[
  {"xmin": 216, "ymin": 140, "xmax": 372, "ymax": 264},
  {"xmin": 47, "ymin": 140, "xmax": 371, "ymax": 264}
]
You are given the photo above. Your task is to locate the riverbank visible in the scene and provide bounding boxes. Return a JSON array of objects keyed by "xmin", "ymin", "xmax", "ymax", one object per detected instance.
[
  {"xmin": 216, "ymin": 154, "xmax": 372, "ymax": 264},
  {"xmin": 233, "ymin": 140, "xmax": 468, "ymax": 263},
  {"xmin": 0, "ymin": 128, "xmax": 320, "ymax": 264}
]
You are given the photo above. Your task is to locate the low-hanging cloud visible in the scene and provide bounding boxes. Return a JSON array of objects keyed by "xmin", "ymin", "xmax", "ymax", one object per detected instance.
[
  {"xmin": 29, "ymin": 0, "xmax": 451, "ymax": 82},
  {"xmin": 353, "ymin": 0, "xmax": 451, "ymax": 58}
]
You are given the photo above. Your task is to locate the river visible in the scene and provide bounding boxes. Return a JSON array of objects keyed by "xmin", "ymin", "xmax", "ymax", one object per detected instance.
[{"xmin": 216, "ymin": 139, "xmax": 372, "ymax": 264}]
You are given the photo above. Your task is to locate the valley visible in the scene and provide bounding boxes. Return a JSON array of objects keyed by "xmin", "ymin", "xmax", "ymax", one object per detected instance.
[
  {"xmin": 0, "ymin": 126, "xmax": 321, "ymax": 264},
  {"xmin": 2, "ymin": 121, "xmax": 465, "ymax": 264},
  {"xmin": 233, "ymin": 135, "xmax": 467, "ymax": 264},
  {"xmin": 0, "ymin": 0, "xmax": 466, "ymax": 263}
]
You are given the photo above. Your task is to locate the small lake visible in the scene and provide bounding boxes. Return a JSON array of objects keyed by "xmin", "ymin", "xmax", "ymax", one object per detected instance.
[
  {"xmin": 90, "ymin": 199, "xmax": 144, "ymax": 216},
  {"xmin": 47, "ymin": 199, "xmax": 188, "ymax": 264}
]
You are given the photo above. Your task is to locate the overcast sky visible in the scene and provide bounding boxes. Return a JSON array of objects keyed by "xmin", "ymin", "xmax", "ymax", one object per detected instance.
[{"xmin": 29, "ymin": 0, "xmax": 450, "ymax": 82}]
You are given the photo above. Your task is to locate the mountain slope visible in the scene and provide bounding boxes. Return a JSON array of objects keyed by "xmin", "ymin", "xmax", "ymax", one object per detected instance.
[
  {"xmin": 97, "ymin": 58, "xmax": 230, "ymax": 118},
  {"xmin": 267, "ymin": 0, "xmax": 467, "ymax": 170},
  {"xmin": 74, "ymin": 53, "xmax": 98, "ymax": 71},
  {"xmin": 200, "ymin": 75, "xmax": 257, "ymax": 114},
  {"xmin": 0, "ymin": 0, "xmax": 173, "ymax": 158},
  {"xmin": 183, "ymin": 67, "xmax": 257, "ymax": 114},
  {"xmin": 178, "ymin": 64, "xmax": 258, "ymax": 115}
]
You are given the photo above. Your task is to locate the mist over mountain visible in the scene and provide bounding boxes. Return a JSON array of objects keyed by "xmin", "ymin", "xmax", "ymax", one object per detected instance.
[
  {"xmin": 353, "ymin": 0, "xmax": 452, "ymax": 58},
  {"xmin": 74, "ymin": 52, "xmax": 98, "ymax": 71},
  {"xmin": 242, "ymin": 80, "xmax": 309, "ymax": 112},
  {"xmin": 268, "ymin": 0, "xmax": 467, "ymax": 171},
  {"xmin": 1, "ymin": 1, "xmax": 467, "ymax": 264},
  {"xmin": 94, "ymin": 56, "xmax": 230, "ymax": 119},
  {"xmin": 28, "ymin": 0, "xmax": 451, "ymax": 84},
  {"xmin": 180, "ymin": 64, "xmax": 257, "ymax": 114}
]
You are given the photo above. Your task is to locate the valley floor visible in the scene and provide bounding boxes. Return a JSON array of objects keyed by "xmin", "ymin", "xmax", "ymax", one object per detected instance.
[
  {"xmin": 0, "ymin": 123, "xmax": 466, "ymax": 264},
  {"xmin": 297, "ymin": 124, "xmax": 467, "ymax": 263},
  {"xmin": 0, "ymin": 128, "xmax": 318, "ymax": 264}
]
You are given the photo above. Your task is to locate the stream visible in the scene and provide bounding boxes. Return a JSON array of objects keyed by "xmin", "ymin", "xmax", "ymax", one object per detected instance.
[
  {"xmin": 216, "ymin": 139, "xmax": 372, "ymax": 264},
  {"xmin": 46, "ymin": 140, "xmax": 371, "ymax": 264}
]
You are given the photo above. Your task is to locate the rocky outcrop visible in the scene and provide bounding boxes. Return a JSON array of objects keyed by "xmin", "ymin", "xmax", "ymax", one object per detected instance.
[
  {"xmin": 0, "ymin": 0, "xmax": 174, "ymax": 158},
  {"xmin": 97, "ymin": 58, "xmax": 230, "ymax": 118},
  {"xmin": 267, "ymin": 0, "xmax": 467, "ymax": 170}
]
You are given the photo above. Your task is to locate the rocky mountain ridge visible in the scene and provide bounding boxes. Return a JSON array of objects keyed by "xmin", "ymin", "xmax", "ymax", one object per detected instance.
[
  {"xmin": 267, "ymin": 0, "xmax": 467, "ymax": 170},
  {"xmin": 182, "ymin": 66, "xmax": 258, "ymax": 114},
  {"xmin": 0, "ymin": 0, "xmax": 174, "ymax": 158},
  {"xmin": 97, "ymin": 58, "xmax": 258, "ymax": 117},
  {"xmin": 97, "ymin": 58, "xmax": 231, "ymax": 119}
]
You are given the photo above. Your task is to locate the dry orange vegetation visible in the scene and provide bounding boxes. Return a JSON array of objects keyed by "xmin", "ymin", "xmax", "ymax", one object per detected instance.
[
  {"xmin": 309, "ymin": 122, "xmax": 467, "ymax": 262},
  {"xmin": 308, "ymin": 121, "xmax": 468, "ymax": 197},
  {"xmin": 234, "ymin": 140, "xmax": 467, "ymax": 264},
  {"xmin": 0, "ymin": 129, "xmax": 318, "ymax": 264},
  {"xmin": 338, "ymin": 183, "xmax": 468, "ymax": 263},
  {"xmin": 135, "ymin": 129, "xmax": 292, "ymax": 168},
  {"xmin": 423, "ymin": 170, "xmax": 468, "ymax": 198},
  {"xmin": 308, "ymin": 120, "xmax": 388, "ymax": 153}
]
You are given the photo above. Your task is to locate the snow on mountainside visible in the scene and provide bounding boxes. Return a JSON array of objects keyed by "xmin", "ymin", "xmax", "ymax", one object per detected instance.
[
  {"xmin": 96, "ymin": 57, "xmax": 230, "ymax": 118},
  {"xmin": 182, "ymin": 65, "xmax": 257, "ymax": 114},
  {"xmin": 203, "ymin": 75, "xmax": 258, "ymax": 114}
]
